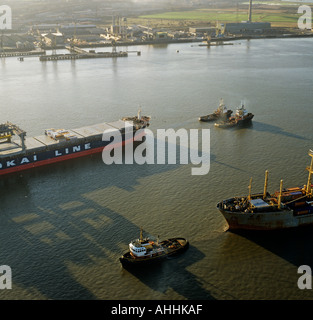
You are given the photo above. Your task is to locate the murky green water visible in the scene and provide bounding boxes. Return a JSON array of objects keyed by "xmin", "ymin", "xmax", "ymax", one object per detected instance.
[{"xmin": 0, "ymin": 38, "xmax": 312, "ymax": 300}]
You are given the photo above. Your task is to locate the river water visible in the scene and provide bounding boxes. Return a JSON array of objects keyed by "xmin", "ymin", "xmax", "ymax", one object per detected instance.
[{"xmin": 0, "ymin": 38, "xmax": 312, "ymax": 300}]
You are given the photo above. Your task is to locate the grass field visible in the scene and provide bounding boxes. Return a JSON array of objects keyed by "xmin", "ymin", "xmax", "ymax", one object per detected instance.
[
  {"xmin": 140, "ymin": 11, "xmax": 299, "ymax": 23},
  {"xmin": 132, "ymin": 5, "xmax": 308, "ymax": 28}
]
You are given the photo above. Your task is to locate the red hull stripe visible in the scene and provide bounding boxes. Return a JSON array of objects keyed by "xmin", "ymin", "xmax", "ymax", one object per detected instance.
[{"xmin": 0, "ymin": 134, "xmax": 142, "ymax": 176}]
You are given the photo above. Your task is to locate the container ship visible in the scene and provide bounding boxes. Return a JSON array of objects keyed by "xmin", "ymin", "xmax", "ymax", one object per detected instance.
[
  {"xmin": 0, "ymin": 110, "xmax": 150, "ymax": 176},
  {"xmin": 217, "ymin": 150, "xmax": 313, "ymax": 231}
]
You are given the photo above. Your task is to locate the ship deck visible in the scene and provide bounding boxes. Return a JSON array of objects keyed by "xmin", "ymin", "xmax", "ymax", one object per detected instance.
[
  {"xmin": 0, "ymin": 142, "xmax": 23, "ymax": 156},
  {"xmin": 0, "ymin": 119, "xmax": 133, "ymax": 157}
]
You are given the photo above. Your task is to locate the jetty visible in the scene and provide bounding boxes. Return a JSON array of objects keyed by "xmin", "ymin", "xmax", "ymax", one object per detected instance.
[
  {"xmin": 39, "ymin": 46, "xmax": 130, "ymax": 61},
  {"xmin": 0, "ymin": 49, "xmax": 46, "ymax": 58}
]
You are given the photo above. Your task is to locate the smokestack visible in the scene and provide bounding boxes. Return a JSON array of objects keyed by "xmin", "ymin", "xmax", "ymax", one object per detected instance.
[{"xmin": 248, "ymin": 0, "xmax": 252, "ymax": 22}]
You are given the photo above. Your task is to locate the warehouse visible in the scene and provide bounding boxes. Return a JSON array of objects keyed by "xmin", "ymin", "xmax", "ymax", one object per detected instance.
[
  {"xmin": 217, "ymin": 22, "xmax": 271, "ymax": 35},
  {"xmin": 189, "ymin": 27, "xmax": 217, "ymax": 36}
]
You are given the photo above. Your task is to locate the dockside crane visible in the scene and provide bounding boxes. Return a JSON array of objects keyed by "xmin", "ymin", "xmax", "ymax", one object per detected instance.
[{"xmin": 0, "ymin": 122, "xmax": 26, "ymax": 150}]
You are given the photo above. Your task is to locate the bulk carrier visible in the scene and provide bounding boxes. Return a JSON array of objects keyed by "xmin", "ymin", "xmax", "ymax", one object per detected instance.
[
  {"xmin": 0, "ymin": 110, "xmax": 150, "ymax": 176},
  {"xmin": 217, "ymin": 150, "xmax": 313, "ymax": 231}
]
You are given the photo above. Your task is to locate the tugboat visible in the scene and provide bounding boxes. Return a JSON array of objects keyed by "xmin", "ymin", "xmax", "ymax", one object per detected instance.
[
  {"xmin": 119, "ymin": 227, "xmax": 189, "ymax": 267},
  {"xmin": 199, "ymin": 99, "xmax": 233, "ymax": 122},
  {"xmin": 214, "ymin": 103, "xmax": 254, "ymax": 128},
  {"xmin": 217, "ymin": 150, "xmax": 313, "ymax": 231},
  {"xmin": 122, "ymin": 108, "xmax": 151, "ymax": 129}
]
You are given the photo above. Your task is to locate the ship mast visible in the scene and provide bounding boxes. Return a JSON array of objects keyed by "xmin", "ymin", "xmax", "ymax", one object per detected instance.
[
  {"xmin": 248, "ymin": 0, "xmax": 253, "ymax": 23},
  {"xmin": 137, "ymin": 107, "xmax": 142, "ymax": 121},
  {"xmin": 248, "ymin": 177, "xmax": 252, "ymax": 200},
  {"xmin": 306, "ymin": 150, "xmax": 313, "ymax": 195},
  {"xmin": 278, "ymin": 179, "xmax": 283, "ymax": 209},
  {"xmin": 263, "ymin": 170, "xmax": 269, "ymax": 200}
]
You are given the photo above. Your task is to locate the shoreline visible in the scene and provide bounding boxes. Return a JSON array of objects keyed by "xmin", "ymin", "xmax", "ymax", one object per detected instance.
[
  {"xmin": 39, "ymin": 33, "xmax": 313, "ymax": 50},
  {"xmin": 1, "ymin": 33, "xmax": 312, "ymax": 55}
]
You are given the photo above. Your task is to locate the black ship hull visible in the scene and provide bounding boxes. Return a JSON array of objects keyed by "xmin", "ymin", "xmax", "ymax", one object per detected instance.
[
  {"xmin": 119, "ymin": 238, "xmax": 189, "ymax": 268},
  {"xmin": 199, "ymin": 110, "xmax": 232, "ymax": 122},
  {"xmin": 215, "ymin": 113, "xmax": 254, "ymax": 128},
  {"xmin": 217, "ymin": 195, "xmax": 313, "ymax": 231}
]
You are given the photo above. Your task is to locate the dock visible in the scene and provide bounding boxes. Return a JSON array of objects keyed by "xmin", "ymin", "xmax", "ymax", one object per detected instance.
[
  {"xmin": 0, "ymin": 45, "xmax": 141, "ymax": 61},
  {"xmin": 0, "ymin": 49, "xmax": 46, "ymax": 58},
  {"xmin": 39, "ymin": 46, "xmax": 130, "ymax": 61}
]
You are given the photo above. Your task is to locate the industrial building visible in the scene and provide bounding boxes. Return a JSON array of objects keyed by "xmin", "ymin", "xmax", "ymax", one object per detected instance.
[
  {"xmin": 217, "ymin": 21, "xmax": 271, "ymax": 35},
  {"xmin": 155, "ymin": 32, "xmax": 171, "ymax": 40},
  {"xmin": 0, "ymin": 34, "xmax": 36, "ymax": 51},
  {"xmin": 42, "ymin": 32, "xmax": 64, "ymax": 46},
  {"xmin": 189, "ymin": 27, "xmax": 216, "ymax": 36},
  {"xmin": 216, "ymin": 0, "xmax": 271, "ymax": 36}
]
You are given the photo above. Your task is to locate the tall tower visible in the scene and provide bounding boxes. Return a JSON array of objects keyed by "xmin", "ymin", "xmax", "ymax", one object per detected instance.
[
  {"xmin": 248, "ymin": 0, "xmax": 252, "ymax": 22},
  {"xmin": 0, "ymin": 31, "xmax": 3, "ymax": 53}
]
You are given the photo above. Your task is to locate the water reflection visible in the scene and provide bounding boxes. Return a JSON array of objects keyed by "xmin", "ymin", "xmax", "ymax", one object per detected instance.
[
  {"xmin": 248, "ymin": 121, "xmax": 309, "ymax": 141},
  {"xmin": 230, "ymin": 227, "xmax": 313, "ymax": 268},
  {"xmin": 121, "ymin": 244, "xmax": 213, "ymax": 300}
]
